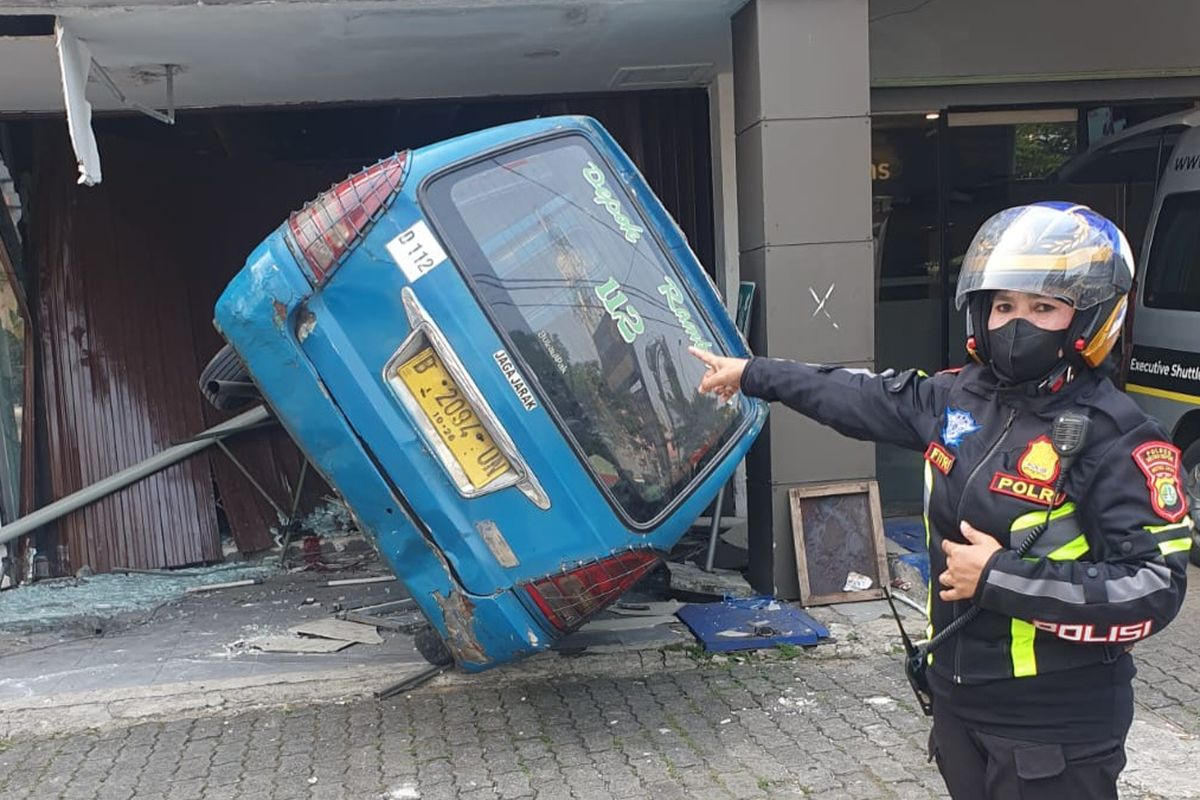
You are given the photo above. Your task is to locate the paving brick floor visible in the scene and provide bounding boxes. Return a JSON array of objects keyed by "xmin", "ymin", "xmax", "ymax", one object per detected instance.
[{"xmin": 1, "ymin": 569, "xmax": 1197, "ymax": 799}]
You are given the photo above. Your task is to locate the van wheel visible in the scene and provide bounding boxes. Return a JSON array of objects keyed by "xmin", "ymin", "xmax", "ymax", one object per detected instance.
[
  {"xmin": 199, "ymin": 345, "xmax": 259, "ymax": 411},
  {"xmin": 413, "ymin": 625, "xmax": 454, "ymax": 667},
  {"xmin": 1182, "ymin": 441, "xmax": 1200, "ymax": 567}
]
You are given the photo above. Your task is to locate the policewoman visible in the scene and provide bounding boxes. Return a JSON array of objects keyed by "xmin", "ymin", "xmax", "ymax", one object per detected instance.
[{"xmin": 691, "ymin": 202, "xmax": 1191, "ymax": 799}]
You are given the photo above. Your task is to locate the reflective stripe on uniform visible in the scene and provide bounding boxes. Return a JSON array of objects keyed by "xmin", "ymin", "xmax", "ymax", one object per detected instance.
[
  {"xmin": 1159, "ymin": 537, "xmax": 1193, "ymax": 555},
  {"xmin": 1006, "ymin": 505, "xmax": 1087, "ymax": 677},
  {"xmin": 1010, "ymin": 619, "xmax": 1037, "ymax": 677},
  {"xmin": 1146, "ymin": 518, "xmax": 1194, "ymax": 556},
  {"xmin": 1011, "ymin": 502, "xmax": 1077, "ymax": 532},
  {"xmin": 1011, "ymin": 503, "xmax": 1087, "ymax": 560},
  {"xmin": 1105, "ymin": 561, "xmax": 1172, "ymax": 602},
  {"xmin": 986, "ymin": 571, "xmax": 1086, "ymax": 603},
  {"xmin": 923, "ymin": 460, "xmax": 934, "ymax": 659},
  {"xmin": 1044, "ymin": 534, "xmax": 1088, "ymax": 561}
]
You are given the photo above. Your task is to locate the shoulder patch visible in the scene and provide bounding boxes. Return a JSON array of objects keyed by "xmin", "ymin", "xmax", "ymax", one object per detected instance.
[
  {"xmin": 924, "ymin": 442, "xmax": 955, "ymax": 475},
  {"xmin": 942, "ymin": 407, "xmax": 981, "ymax": 449},
  {"xmin": 1131, "ymin": 441, "xmax": 1188, "ymax": 523}
]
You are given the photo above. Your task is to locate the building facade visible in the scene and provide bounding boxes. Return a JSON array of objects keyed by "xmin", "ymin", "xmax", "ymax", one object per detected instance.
[{"xmin": 0, "ymin": 0, "xmax": 1196, "ymax": 593}]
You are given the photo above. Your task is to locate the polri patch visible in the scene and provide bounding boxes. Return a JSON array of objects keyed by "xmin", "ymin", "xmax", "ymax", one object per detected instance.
[
  {"xmin": 989, "ymin": 472, "xmax": 1064, "ymax": 507},
  {"xmin": 924, "ymin": 442, "xmax": 956, "ymax": 475},
  {"xmin": 942, "ymin": 407, "xmax": 981, "ymax": 448},
  {"xmin": 1132, "ymin": 441, "xmax": 1187, "ymax": 523},
  {"xmin": 1017, "ymin": 435, "xmax": 1061, "ymax": 485}
]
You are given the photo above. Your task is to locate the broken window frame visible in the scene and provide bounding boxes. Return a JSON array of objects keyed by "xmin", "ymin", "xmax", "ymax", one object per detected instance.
[{"xmin": 0, "ymin": 145, "xmax": 34, "ymax": 587}]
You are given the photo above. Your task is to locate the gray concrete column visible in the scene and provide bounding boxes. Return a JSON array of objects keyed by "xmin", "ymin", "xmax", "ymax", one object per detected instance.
[{"xmin": 732, "ymin": 0, "xmax": 875, "ymax": 599}]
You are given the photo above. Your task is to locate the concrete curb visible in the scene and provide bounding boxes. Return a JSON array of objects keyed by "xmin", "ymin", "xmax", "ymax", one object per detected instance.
[
  {"xmin": 0, "ymin": 606, "xmax": 914, "ymax": 741},
  {"xmin": 0, "ymin": 651, "xmax": 714, "ymax": 740},
  {"xmin": 0, "ymin": 663, "xmax": 413, "ymax": 740}
]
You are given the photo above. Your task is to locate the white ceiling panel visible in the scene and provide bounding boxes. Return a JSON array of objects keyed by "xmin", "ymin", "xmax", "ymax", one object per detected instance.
[{"xmin": 0, "ymin": 1, "xmax": 743, "ymax": 114}]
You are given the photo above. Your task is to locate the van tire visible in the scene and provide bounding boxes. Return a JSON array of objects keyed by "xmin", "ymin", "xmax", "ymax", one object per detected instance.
[
  {"xmin": 413, "ymin": 625, "xmax": 454, "ymax": 667},
  {"xmin": 1182, "ymin": 441, "xmax": 1200, "ymax": 567},
  {"xmin": 199, "ymin": 345, "xmax": 259, "ymax": 411}
]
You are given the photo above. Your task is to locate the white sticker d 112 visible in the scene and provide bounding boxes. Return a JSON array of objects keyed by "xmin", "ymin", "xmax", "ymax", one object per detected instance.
[{"xmin": 386, "ymin": 220, "xmax": 448, "ymax": 283}]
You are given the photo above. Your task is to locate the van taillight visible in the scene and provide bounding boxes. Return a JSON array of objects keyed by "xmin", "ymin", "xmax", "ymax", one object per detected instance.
[
  {"xmin": 524, "ymin": 550, "xmax": 660, "ymax": 631},
  {"xmin": 288, "ymin": 152, "xmax": 409, "ymax": 284}
]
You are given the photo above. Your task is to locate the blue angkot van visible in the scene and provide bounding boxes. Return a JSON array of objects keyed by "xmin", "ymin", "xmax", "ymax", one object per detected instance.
[{"xmin": 212, "ymin": 116, "xmax": 766, "ymax": 670}]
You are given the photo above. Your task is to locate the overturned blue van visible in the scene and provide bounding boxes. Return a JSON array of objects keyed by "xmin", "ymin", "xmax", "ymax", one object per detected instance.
[{"xmin": 213, "ymin": 116, "xmax": 766, "ymax": 671}]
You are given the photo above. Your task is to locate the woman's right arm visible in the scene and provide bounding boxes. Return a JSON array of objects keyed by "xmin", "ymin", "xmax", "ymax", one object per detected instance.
[{"xmin": 690, "ymin": 348, "xmax": 948, "ymax": 451}]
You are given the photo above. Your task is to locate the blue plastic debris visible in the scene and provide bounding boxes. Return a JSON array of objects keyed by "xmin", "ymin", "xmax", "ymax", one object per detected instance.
[
  {"xmin": 676, "ymin": 596, "xmax": 830, "ymax": 653},
  {"xmin": 884, "ymin": 519, "xmax": 927, "ymax": 553}
]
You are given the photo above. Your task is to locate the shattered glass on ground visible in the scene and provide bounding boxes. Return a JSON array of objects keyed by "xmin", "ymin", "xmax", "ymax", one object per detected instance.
[{"xmin": 0, "ymin": 562, "xmax": 277, "ymax": 634}]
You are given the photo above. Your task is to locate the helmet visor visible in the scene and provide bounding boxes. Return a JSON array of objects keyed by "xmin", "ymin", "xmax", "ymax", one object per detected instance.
[{"xmin": 954, "ymin": 205, "xmax": 1133, "ymax": 310}]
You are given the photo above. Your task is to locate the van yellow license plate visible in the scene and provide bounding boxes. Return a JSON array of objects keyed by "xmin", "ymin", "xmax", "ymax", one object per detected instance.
[{"xmin": 397, "ymin": 347, "xmax": 512, "ymax": 489}]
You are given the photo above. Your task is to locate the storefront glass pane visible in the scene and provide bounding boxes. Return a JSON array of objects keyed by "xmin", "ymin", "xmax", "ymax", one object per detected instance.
[
  {"xmin": 945, "ymin": 117, "xmax": 1086, "ymax": 369},
  {"xmin": 0, "ymin": 266, "xmax": 22, "ymax": 525},
  {"xmin": 872, "ymin": 115, "xmax": 940, "ymax": 514},
  {"xmin": 0, "ymin": 156, "xmax": 22, "ymax": 527}
]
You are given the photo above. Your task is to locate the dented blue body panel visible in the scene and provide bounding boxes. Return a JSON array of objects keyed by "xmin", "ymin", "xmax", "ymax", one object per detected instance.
[{"xmin": 215, "ymin": 116, "xmax": 766, "ymax": 670}]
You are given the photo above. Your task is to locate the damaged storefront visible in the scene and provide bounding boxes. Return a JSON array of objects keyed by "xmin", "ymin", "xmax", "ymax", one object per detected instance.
[{"xmin": 0, "ymin": 89, "xmax": 717, "ymax": 583}]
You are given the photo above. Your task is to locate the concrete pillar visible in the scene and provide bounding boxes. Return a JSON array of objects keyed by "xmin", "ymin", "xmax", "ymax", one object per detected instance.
[
  {"xmin": 732, "ymin": 0, "xmax": 875, "ymax": 598},
  {"xmin": 708, "ymin": 71, "xmax": 748, "ymax": 520}
]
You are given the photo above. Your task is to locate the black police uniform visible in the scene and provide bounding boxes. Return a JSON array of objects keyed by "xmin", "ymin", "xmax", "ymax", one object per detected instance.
[{"xmin": 740, "ymin": 356, "xmax": 1192, "ymax": 799}]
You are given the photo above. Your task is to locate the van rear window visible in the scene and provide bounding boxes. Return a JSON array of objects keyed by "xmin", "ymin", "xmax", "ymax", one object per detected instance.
[
  {"xmin": 423, "ymin": 135, "xmax": 744, "ymax": 526},
  {"xmin": 1144, "ymin": 191, "xmax": 1200, "ymax": 312}
]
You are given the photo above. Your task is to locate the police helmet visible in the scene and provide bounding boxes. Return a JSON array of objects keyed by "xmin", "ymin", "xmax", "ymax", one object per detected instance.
[{"xmin": 955, "ymin": 201, "xmax": 1135, "ymax": 370}]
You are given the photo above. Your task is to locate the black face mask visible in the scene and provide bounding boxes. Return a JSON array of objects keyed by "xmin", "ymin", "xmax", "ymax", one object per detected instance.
[{"xmin": 986, "ymin": 318, "xmax": 1066, "ymax": 385}]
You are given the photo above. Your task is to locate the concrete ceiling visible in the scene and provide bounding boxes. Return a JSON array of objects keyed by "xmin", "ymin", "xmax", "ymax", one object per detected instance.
[
  {"xmin": 0, "ymin": 0, "xmax": 744, "ymax": 115},
  {"xmin": 868, "ymin": 0, "xmax": 1200, "ymax": 87}
]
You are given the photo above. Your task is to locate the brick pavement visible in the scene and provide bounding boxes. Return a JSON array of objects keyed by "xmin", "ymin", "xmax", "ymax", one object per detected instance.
[{"xmin": 0, "ymin": 571, "xmax": 1197, "ymax": 800}]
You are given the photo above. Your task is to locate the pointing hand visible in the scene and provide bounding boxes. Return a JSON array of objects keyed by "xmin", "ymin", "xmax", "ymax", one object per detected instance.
[{"xmin": 689, "ymin": 347, "xmax": 748, "ymax": 404}]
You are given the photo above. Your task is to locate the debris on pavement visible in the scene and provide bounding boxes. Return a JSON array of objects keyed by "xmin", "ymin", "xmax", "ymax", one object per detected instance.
[
  {"xmin": 664, "ymin": 560, "xmax": 753, "ymax": 598},
  {"xmin": 609, "ymin": 600, "xmax": 685, "ymax": 616},
  {"xmin": 376, "ymin": 664, "xmax": 448, "ymax": 699},
  {"xmin": 553, "ymin": 611, "xmax": 690, "ymax": 654},
  {"xmin": 243, "ymin": 635, "xmax": 353, "ymax": 654},
  {"xmin": 112, "ymin": 566, "xmax": 201, "ymax": 577},
  {"xmin": 568, "ymin": 615, "xmax": 679, "ymax": 633},
  {"xmin": 327, "ymin": 575, "xmax": 396, "ymax": 587},
  {"xmin": 290, "ymin": 617, "xmax": 383, "ymax": 645},
  {"xmin": 337, "ymin": 598, "xmax": 421, "ymax": 632},
  {"xmin": 381, "ymin": 785, "xmax": 421, "ymax": 800},
  {"xmin": 0, "ymin": 561, "xmax": 276, "ymax": 635},
  {"xmin": 889, "ymin": 591, "xmax": 926, "ymax": 616},
  {"xmin": 290, "ymin": 496, "xmax": 360, "ymax": 541},
  {"xmin": 675, "ymin": 595, "xmax": 830, "ymax": 653},
  {"xmin": 842, "ymin": 571, "xmax": 874, "ymax": 592},
  {"xmin": 185, "ymin": 577, "xmax": 263, "ymax": 594}
]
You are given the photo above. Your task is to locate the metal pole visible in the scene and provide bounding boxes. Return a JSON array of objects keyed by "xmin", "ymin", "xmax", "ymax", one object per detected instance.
[
  {"xmin": 703, "ymin": 486, "xmax": 727, "ymax": 572},
  {"xmin": 215, "ymin": 439, "xmax": 285, "ymax": 519},
  {"xmin": 0, "ymin": 405, "xmax": 271, "ymax": 547}
]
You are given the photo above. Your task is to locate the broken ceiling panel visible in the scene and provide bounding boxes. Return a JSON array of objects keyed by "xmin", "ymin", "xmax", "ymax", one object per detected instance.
[{"xmin": 54, "ymin": 20, "xmax": 101, "ymax": 185}]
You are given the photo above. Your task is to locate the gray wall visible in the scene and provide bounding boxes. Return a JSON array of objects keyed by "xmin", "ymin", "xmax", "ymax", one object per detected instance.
[{"xmin": 870, "ymin": 0, "xmax": 1200, "ymax": 86}]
